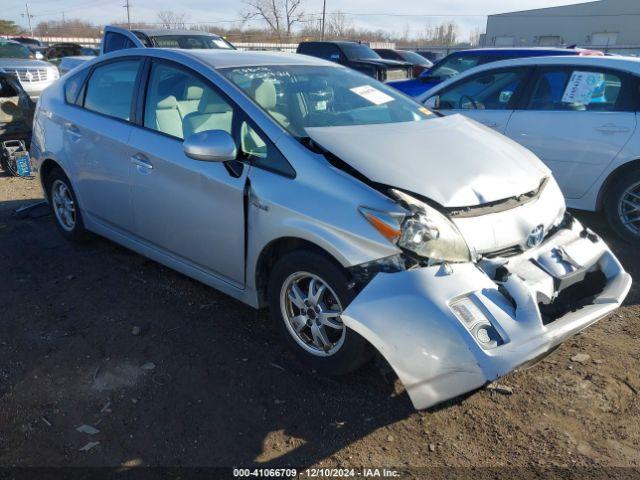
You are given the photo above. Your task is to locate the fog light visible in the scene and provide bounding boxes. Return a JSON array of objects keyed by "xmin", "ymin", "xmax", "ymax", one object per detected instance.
[{"xmin": 450, "ymin": 297, "xmax": 502, "ymax": 349}]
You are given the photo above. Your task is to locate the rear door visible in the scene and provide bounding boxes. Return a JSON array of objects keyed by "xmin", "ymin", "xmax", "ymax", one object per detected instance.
[
  {"xmin": 505, "ymin": 65, "xmax": 637, "ymax": 199},
  {"xmin": 100, "ymin": 26, "xmax": 144, "ymax": 55},
  {"xmin": 425, "ymin": 67, "xmax": 531, "ymax": 133},
  {"xmin": 69, "ymin": 57, "xmax": 144, "ymax": 232}
]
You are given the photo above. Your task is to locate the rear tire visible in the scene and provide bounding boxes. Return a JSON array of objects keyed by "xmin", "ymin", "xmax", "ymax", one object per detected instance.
[
  {"xmin": 267, "ymin": 250, "xmax": 372, "ymax": 375},
  {"xmin": 46, "ymin": 168, "xmax": 90, "ymax": 242},
  {"xmin": 604, "ymin": 168, "xmax": 640, "ymax": 243}
]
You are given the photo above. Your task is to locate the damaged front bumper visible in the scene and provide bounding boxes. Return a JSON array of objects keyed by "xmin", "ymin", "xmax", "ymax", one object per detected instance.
[{"xmin": 341, "ymin": 218, "xmax": 631, "ymax": 410}]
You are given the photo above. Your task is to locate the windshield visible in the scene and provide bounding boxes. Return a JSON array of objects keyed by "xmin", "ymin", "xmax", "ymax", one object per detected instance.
[
  {"xmin": 221, "ymin": 65, "xmax": 433, "ymax": 137},
  {"xmin": 429, "ymin": 55, "xmax": 481, "ymax": 79},
  {"xmin": 151, "ymin": 35, "xmax": 234, "ymax": 49},
  {"xmin": 0, "ymin": 42, "xmax": 32, "ymax": 59},
  {"xmin": 399, "ymin": 50, "xmax": 429, "ymax": 64},
  {"xmin": 341, "ymin": 44, "xmax": 381, "ymax": 60}
]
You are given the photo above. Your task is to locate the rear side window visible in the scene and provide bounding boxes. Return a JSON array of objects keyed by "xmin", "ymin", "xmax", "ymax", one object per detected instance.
[
  {"xmin": 84, "ymin": 60, "xmax": 140, "ymax": 121},
  {"xmin": 103, "ymin": 32, "xmax": 135, "ymax": 53},
  {"xmin": 430, "ymin": 55, "xmax": 481, "ymax": 79},
  {"xmin": 64, "ymin": 68, "xmax": 89, "ymax": 105},
  {"xmin": 528, "ymin": 68, "xmax": 629, "ymax": 112},
  {"xmin": 299, "ymin": 43, "xmax": 341, "ymax": 62}
]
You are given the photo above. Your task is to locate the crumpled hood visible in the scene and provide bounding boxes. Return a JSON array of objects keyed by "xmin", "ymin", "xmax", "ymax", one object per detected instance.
[{"xmin": 306, "ymin": 115, "xmax": 551, "ymax": 208}]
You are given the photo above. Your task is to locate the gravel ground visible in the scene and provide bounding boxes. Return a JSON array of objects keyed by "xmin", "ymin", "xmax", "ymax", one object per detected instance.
[{"xmin": 0, "ymin": 175, "xmax": 638, "ymax": 473}]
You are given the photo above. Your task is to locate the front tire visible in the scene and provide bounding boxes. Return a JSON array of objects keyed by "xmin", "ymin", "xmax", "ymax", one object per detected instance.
[
  {"xmin": 46, "ymin": 168, "xmax": 89, "ymax": 242},
  {"xmin": 604, "ymin": 168, "xmax": 640, "ymax": 243},
  {"xmin": 267, "ymin": 250, "xmax": 372, "ymax": 375}
]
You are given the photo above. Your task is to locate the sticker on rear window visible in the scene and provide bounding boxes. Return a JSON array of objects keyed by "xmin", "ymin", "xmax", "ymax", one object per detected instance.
[
  {"xmin": 561, "ymin": 71, "xmax": 605, "ymax": 105},
  {"xmin": 350, "ymin": 85, "xmax": 394, "ymax": 105}
]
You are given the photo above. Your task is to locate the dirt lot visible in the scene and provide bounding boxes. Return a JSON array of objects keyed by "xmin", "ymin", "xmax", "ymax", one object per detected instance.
[{"xmin": 0, "ymin": 174, "xmax": 639, "ymax": 473}]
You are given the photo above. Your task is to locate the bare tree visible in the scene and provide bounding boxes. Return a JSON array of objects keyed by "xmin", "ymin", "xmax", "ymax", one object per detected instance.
[
  {"xmin": 327, "ymin": 11, "xmax": 352, "ymax": 38},
  {"xmin": 242, "ymin": 0, "xmax": 304, "ymax": 40},
  {"xmin": 420, "ymin": 21, "xmax": 458, "ymax": 46},
  {"xmin": 468, "ymin": 26, "xmax": 484, "ymax": 46},
  {"xmin": 157, "ymin": 10, "xmax": 188, "ymax": 29}
]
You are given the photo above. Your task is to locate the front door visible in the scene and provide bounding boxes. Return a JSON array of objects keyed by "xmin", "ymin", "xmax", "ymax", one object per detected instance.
[
  {"xmin": 426, "ymin": 67, "xmax": 531, "ymax": 133},
  {"xmin": 127, "ymin": 60, "xmax": 247, "ymax": 286}
]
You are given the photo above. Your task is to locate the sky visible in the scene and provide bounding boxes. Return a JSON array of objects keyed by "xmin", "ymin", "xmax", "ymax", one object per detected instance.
[{"xmin": 6, "ymin": 0, "xmax": 592, "ymax": 41}]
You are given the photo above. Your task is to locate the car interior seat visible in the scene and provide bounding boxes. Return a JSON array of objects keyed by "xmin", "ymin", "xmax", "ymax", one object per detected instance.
[{"xmin": 182, "ymin": 88, "xmax": 233, "ymax": 139}]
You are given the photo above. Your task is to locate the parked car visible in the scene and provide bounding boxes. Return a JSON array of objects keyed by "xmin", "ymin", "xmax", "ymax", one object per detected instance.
[
  {"xmin": 45, "ymin": 42, "xmax": 83, "ymax": 62},
  {"xmin": 419, "ymin": 55, "xmax": 640, "ymax": 243},
  {"xmin": 388, "ymin": 47, "xmax": 603, "ymax": 97},
  {"xmin": 0, "ymin": 39, "xmax": 59, "ymax": 99},
  {"xmin": 374, "ymin": 48, "xmax": 433, "ymax": 77},
  {"xmin": 0, "ymin": 70, "xmax": 34, "ymax": 145},
  {"xmin": 10, "ymin": 36, "xmax": 46, "ymax": 60},
  {"xmin": 31, "ymin": 49, "xmax": 630, "ymax": 410},
  {"xmin": 57, "ymin": 26, "xmax": 236, "ymax": 74},
  {"xmin": 297, "ymin": 41, "xmax": 413, "ymax": 82}
]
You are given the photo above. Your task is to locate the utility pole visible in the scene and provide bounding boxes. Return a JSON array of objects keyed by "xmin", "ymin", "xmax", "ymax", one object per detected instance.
[
  {"xmin": 22, "ymin": 3, "xmax": 34, "ymax": 36},
  {"xmin": 321, "ymin": 0, "xmax": 326, "ymax": 40},
  {"xmin": 123, "ymin": 0, "xmax": 131, "ymax": 29}
]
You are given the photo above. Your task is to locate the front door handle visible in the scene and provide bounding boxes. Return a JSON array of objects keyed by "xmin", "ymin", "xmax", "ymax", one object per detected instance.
[
  {"xmin": 130, "ymin": 153, "xmax": 153, "ymax": 171},
  {"xmin": 480, "ymin": 120, "xmax": 498, "ymax": 128}
]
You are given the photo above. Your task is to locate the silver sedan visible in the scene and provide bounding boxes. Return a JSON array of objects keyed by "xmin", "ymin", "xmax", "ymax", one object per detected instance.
[{"xmin": 31, "ymin": 49, "xmax": 631, "ymax": 410}]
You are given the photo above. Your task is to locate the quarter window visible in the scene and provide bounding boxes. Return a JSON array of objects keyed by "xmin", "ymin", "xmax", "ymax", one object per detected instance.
[
  {"xmin": 84, "ymin": 60, "xmax": 140, "ymax": 121},
  {"xmin": 438, "ymin": 69, "xmax": 527, "ymax": 110},
  {"xmin": 143, "ymin": 62, "xmax": 235, "ymax": 140},
  {"xmin": 64, "ymin": 68, "xmax": 89, "ymax": 105},
  {"xmin": 528, "ymin": 68, "xmax": 626, "ymax": 111}
]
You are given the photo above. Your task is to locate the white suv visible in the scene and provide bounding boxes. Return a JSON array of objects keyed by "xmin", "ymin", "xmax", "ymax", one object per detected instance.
[{"xmin": 0, "ymin": 39, "xmax": 59, "ymax": 99}]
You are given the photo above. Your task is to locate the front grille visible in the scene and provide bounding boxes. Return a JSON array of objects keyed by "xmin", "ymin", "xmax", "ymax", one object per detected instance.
[
  {"xmin": 483, "ymin": 245, "xmax": 524, "ymax": 259},
  {"xmin": 386, "ymin": 69, "xmax": 409, "ymax": 81},
  {"xmin": 13, "ymin": 68, "xmax": 49, "ymax": 83}
]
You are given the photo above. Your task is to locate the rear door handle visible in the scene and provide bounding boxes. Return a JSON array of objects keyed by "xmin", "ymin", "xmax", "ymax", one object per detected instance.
[
  {"xmin": 596, "ymin": 123, "xmax": 630, "ymax": 134},
  {"xmin": 65, "ymin": 122, "xmax": 82, "ymax": 139},
  {"xmin": 130, "ymin": 153, "xmax": 153, "ymax": 171}
]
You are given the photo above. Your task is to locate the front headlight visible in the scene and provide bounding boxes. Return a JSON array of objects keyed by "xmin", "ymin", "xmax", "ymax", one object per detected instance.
[
  {"xmin": 360, "ymin": 189, "xmax": 473, "ymax": 263},
  {"xmin": 49, "ymin": 68, "xmax": 60, "ymax": 80}
]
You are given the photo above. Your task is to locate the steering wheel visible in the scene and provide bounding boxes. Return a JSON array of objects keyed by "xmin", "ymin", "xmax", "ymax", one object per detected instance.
[{"xmin": 458, "ymin": 94, "xmax": 479, "ymax": 110}]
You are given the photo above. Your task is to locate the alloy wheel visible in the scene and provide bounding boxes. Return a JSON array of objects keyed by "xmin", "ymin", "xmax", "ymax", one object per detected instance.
[
  {"xmin": 279, "ymin": 271, "xmax": 346, "ymax": 356},
  {"xmin": 51, "ymin": 179, "xmax": 76, "ymax": 232},
  {"xmin": 618, "ymin": 181, "xmax": 640, "ymax": 237}
]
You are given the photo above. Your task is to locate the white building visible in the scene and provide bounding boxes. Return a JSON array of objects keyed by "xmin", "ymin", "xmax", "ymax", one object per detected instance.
[{"xmin": 485, "ymin": 0, "xmax": 640, "ymax": 49}]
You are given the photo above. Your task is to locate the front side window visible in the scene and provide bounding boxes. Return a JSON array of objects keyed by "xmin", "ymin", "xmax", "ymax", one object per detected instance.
[
  {"xmin": 438, "ymin": 69, "xmax": 527, "ymax": 110},
  {"xmin": 221, "ymin": 65, "xmax": 433, "ymax": 138},
  {"xmin": 528, "ymin": 68, "xmax": 625, "ymax": 111},
  {"xmin": 84, "ymin": 60, "xmax": 140, "ymax": 120},
  {"xmin": 144, "ymin": 62, "xmax": 235, "ymax": 140},
  {"xmin": 0, "ymin": 41, "xmax": 31, "ymax": 59},
  {"xmin": 429, "ymin": 55, "xmax": 481, "ymax": 80}
]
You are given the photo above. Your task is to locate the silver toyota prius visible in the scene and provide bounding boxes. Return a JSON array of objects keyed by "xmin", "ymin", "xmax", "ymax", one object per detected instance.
[{"xmin": 31, "ymin": 49, "xmax": 632, "ymax": 410}]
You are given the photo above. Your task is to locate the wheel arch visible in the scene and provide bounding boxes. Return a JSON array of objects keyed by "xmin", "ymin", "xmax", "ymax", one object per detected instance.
[
  {"xmin": 39, "ymin": 158, "xmax": 70, "ymax": 195},
  {"xmin": 596, "ymin": 158, "xmax": 640, "ymax": 210},
  {"xmin": 254, "ymin": 236, "xmax": 347, "ymax": 307}
]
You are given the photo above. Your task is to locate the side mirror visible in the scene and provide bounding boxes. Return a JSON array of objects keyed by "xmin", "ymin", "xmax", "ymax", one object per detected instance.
[
  {"xmin": 424, "ymin": 95, "xmax": 441, "ymax": 110},
  {"xmin": 183, "ymin": 130, "xmax": 237, "ymax": 162}
]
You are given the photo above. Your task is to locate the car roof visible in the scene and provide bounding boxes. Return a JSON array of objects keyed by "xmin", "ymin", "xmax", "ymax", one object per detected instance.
[
  {"xmin": 134, "ymin": 29, "xmax": 223, "ymax": 39},
  {"xmin": 420, "ymin": 54, "xmax": 640, "ymax": 99},
  {"xmin": 450, "ymin": 47, "xmax": 580, "ymax": 54},
  {"xmin": 300, "ymin": 40, "xmax": 363, "ymax": 46},
  {"xmin": 179, "ymin": 49, "xmax": 338, "ymax": 68}
]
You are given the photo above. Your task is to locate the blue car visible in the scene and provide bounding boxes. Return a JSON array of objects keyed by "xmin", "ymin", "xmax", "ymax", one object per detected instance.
[{"xmin": 388, "ymin": 47, "xmax": 601, "ymax": 97}]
